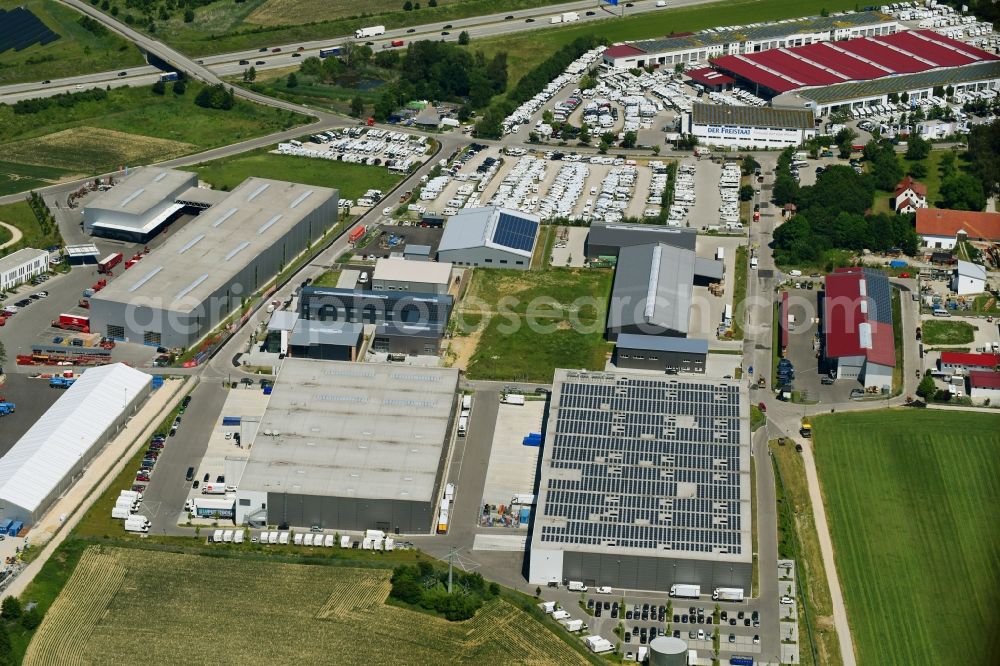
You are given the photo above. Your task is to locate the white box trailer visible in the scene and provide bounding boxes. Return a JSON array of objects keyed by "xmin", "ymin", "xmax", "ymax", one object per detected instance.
[
  {"xmin": 340, "ymin": 535, "xmax": 352, "ymax": 548},
  {"xmin": 356, "ymin": 25, "xmax": 385, "ymax": 38},
  {"xmin": 124, "ymin": 516, "xmax": 149, "ymax": 533},
  {"xmin": 259, "ymin": 531, "xmax": 269, "ymax": 543},
  {"xmin": 213, "ymin": 529, "xmax": 224, "ymax": 542},
  {"xmin": 324, "ymin": 534, "xmax": 335, "ymax": 547},
  {"xmin": 563, "ymin": 619, "xmax": 584, "ymax": 632},
  {"xmin": 713, "ymin": 587, "xmax": 745, "ymax": 602},
  {"xmin": 502, "ymin": 394, "xmax": 525, "ymax": 405},
  {"xmin": 233, "ymin": 530, "xmax": 244, "ymax": 544},
  {"xmin": 278, "ymin": 531, "xmax": 290, "ymax": 545},
  {"xmin": 294, "ymin": 533, "xmax": 304, "ymax": 545},
  {"xmin": 268, "ymin": 531, "xmax": 279, "ymax": 544},
  {"xmin": 552, "ymin": 610, "xmax": 571, "ymax": 620},
  {"xmin": 562, "ymin": 11, "xmax": 579, "ymax": 22},
  {"xmin": 567, "ymin": 581, "xmax": 588, "ymax": 592},
  {"xmin": 304, "ymin": 534, "xmax": 314, "ymax": 546},
  {"xmin": 670, "ymin": 584, "xmax": 701, "ymax": 598},
  {"xmin": 223, "ymin": 530, "xmax": 234, "ymax": 543},
  {"xmin": 111, "ymin": 506, "xmax": 131, "ymax": 520}
]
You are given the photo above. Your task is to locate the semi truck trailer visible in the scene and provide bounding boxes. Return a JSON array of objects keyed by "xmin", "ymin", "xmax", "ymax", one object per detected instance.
[
  {"xmin": 356, "ymin": 25, "xmax": 385, "ymax": 39},
  {"xmin": 670, "ymin": 584, "xmax": 701, "ymax": 598},
  {"xmin": 713, "ymin": 587, "xmax": 745, "ymax": 602}
]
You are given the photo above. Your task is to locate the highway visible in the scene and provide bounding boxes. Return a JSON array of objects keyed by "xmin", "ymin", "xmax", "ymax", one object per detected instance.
[{"xmin": 1, "ymin": 0, "xmax": 724, "ymax": 104}]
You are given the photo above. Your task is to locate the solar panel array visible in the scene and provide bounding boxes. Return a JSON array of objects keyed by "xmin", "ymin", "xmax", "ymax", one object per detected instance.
[
  {"xmin": 492, "ymin": 212, "xmax": 538, "ymax": 253},
  {"xmin": 0, "ymin": 8, "xmax": 60, "ymax": 54},
  {"xmin": 539, "ymin": 373, "xmax": 746, "ymax": 556},
  {"xmin": 862, "ymin": 268, "xmax": 892, "ymax": 325}
]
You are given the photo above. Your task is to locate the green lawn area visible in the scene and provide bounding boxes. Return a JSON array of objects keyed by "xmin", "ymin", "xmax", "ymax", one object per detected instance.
[
  {"xmin": 812, "ymin": 410, "xmax": 1000, "ymax": 666},
  {"xmin": 875, "ymin": 149, "xmax": 969, "ymax": 211},
  {"xmin": 0, "ymin": 84, "xmax": 310, "ymax": 186},
  {"xmin": 463, "ymin": 267, "xmax": 613, "ymax": 381},
  {"xmin": 920, "ymin": 318, "xmax": 975, "ymax": 345},
  {"xmin": 731, "ymin": 246, "xmax": 748, "ymax": 339},
  {"xmin": 0, "ymin": 161, "xmax": 75, "ymax": 197},
  {"xmin": 474, "ymin": 0, "xmax": 861, "ymax": 91},
  {"xmin": 181, "ymin": 148, "xmax": 402, "ymax": 200},
  {"xmin": 750, "ymin": 404, "xmax": 766, "ymax": 431},
  {"xmin": 0, "ymin": 199, "xmax": 62, "ymax": 258},
  {"xmin": 0, "ymin": 0, "xmax": 144, "ymax": 85},
  {"xmin": 312, "ymin": 269, "xmax": 342, "ymax": 287}
]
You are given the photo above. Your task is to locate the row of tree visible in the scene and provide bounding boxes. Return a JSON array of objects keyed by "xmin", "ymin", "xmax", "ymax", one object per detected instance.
[
  {"xmin": 12, "ymin": 87, "xmax": 108, "ymax": 115},
  {"xmin": 389, "ymin": 561, "xmax": 499, "ymax": 621}
]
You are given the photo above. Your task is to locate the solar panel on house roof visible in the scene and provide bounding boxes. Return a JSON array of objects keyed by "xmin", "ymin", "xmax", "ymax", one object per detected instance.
[{"xmin": 492, "ymin": 212, "xmax": 538, "ymax": 252}]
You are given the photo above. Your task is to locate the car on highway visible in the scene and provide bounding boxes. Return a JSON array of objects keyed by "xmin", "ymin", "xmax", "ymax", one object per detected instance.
[
  {"xmin": 586, "ymin": 10, "xmax": 595, "ymax": 15},
  {"xmin": 504, "ymin": 14, "xmax": 513, "ymax": 19},
  {"xmin": 443, "ymin": 24, "xmax": 453, "ymax": 29},
  {"xmin": 292, "ymin": 53, "xmax": 301, "ymax": 57},
  {"xmin": 118, "ymin": 71, "xmax": 127, "ymax": 76},
  {"xmin": 525, "ymin": 17, "xmax": 534, "ymax": 22},
  {"xmin": 255, "ymin": 60, "xmax": 266, "ymax": 65},
  {"xmin": 441, "ymin": 31, "xmax": 450, "ymax": 35},
  {"xmin": 239, "ymin": 59, "xmax": 249, "ymax": 65},
  {"xmin": 406, "ymin": 28, "xmax": 415, "ymax": 32},
  {"xmin": 42, "ymin": 79, "xmax": 50, "ymax": 84},
  {"xmin": 259, "ymin": 47, "xmax": 268, "ymax": 52}
]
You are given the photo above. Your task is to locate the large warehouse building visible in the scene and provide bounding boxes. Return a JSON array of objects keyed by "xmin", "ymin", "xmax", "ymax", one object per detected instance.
[
  {"xmin": 586, "ymin": 223, "xmax": 696, "ymax": 260},
  {"xmin": 606, "ymin": 243, "xmax": 722, "ymax": 341},
  {"xmin": 822, "ymin": 268, "xmax": 895, "ymax": 389},
  {"xmin": 0, "ymin": 364, "xmax": 151, "ymax": 526},
  {"xmin": 83, "ymin": 167, "xmax": 198, "ymax": 242},
  {"xmin": 234, "ymin": 360, "xmax": 459, "ymax": 533},
  {"xmin": 89, "ymin": 178, "xmax": 338, "ymax": 349},
  {"xmin": 436, "ymin": 206, "xmax": 539, "ymax": 270},
  {"xmin": 528, "ymin": 370, "xmax": 751, "ymax": 592},
  {"xmin": 602, "ymin": 11, "xmax": 896, "ymax": 70},
  {"xmin": 683, "ymin": 103, "xmax": 818, "ymax": 149}
]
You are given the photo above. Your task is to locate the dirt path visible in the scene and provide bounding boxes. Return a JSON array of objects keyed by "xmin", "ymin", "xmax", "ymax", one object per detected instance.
[
  {"xmin": 800, "ymin": 438, "xmax": 858, "ymax": 666},
  {"xmin": 0, "ymin": 221, "xmax": 23, "ymax": 250}
]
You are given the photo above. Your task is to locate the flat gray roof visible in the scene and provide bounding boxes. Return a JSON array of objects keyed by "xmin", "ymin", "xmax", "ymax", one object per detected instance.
[
  {"xmin": 373, "ymin": 257, "xmax": 452, "ymax": 285},
  {"xmin": 289, "ymin": 319, "xmax": 363, "ymax": 347},
  {"xmin": 608, "ymin": 243, "xmax": 693, "ymax": 335},
  {"xmin": 694, "ymin": 257, "xmax": 725, "ymax": 281},
  {"xmin": 439, "ymin": 206, "xmax": 539, "ymax": 258},
  {"xmin": 176, "ymin": 186, "xmax": 230, "ymax": 207},
  {"xmin": 531, "ymin": 369, "xmax": 751, "ymax": 563},
  {"xmin": 616, "ymin": 334, "xmax": 709, "ymax": 354},
  {"xmin": 691, "ymin": 103, "xmax": 814, "ymax": 130},
  {"xmin": 0, "ymin": 248, "xmax": 47, "ymax": 273},
  {"xmin": 85, "ymin": 167, "xmax": 196, "ymax": 216},
  {"xmin": 239, "ymin": 359, "xmax": 459, "ymax": 503},
  {"xmin": 92, "ymin": 178, "xmax": 336, "ymax": 312},
  {"xmin": 588, "ymin": 223, "xmax": 697, "ymax": 254}
]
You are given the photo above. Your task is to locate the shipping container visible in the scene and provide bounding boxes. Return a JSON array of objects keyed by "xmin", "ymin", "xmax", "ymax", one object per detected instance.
[{"xmin": 98, "ymin": 252, "xmax": 124, "ymax": 274}]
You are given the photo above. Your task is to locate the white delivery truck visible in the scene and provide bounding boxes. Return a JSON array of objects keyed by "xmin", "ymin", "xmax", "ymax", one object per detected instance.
[
  {"xmin": 324, "ymin": 534, "xmax": 335, "ymax": 547},
  {"xmin": 279, "ymin": 531, "xmax": 290, "ymax": 545},
  {"xmin": 502, "ymin": 394, "xmax": 525, "ymax": 405},
  {"xmin": 462, "ymin": 394, "xmax": 472, "ymax": 411},
  {"xmin": 552, "ymin": 609, "xmax": 571, "ymax": 620},
  {"xmin": 223, "ymin": 530, "xmax": 234, "ymax": 543},
  {"xmin": 213, "ymin": 529, "xmax": 224, "ymax": 542},
  {"xmin": 716, "ymin": 247, "xmax": 725, "ymax": 261},
  {"xmin": 567, "ymin": 581, "xmax": 588, "ymax": 592},
  {"xmin": 124, "ymin": 516, "xmax": 149, "ymax": 533},
  {"xmin": 114, "ymin": 498, "xmax": 137, "ymax": 512},
  {"xmin": 713, "ymin": 587, "xmax": 745, "ymax": 602},
  {"xmin": 111, "ymin": 506, "xmax": 131, "ymax": 520},
  {"xmin": 233, "ymin": 530, "xmax": 245, "ymax": 544},
  {"xmin": 458, "ymin": 416, "xmax": 468, "ymax": 436},
  {"xmin": 268, "ymin": 532, "xmax": 279, "ymax": 544},
  {"xmin": 356, "ymin": 25, "xmax": 385, "ymax": 39},
  {"xmin": 202, "ymin": 483, "xmax": 227, "ymax": 495},
  {"xmin": 550, "ymin": 15, "xmax": 563, "ymax": 23},
  {"xmin": 120, "ymin": 490, "xmax": 141, "ymax": 503},
  {"xmin": 670, "ymin": 584, "xmax": 701, "ymax": 599}
]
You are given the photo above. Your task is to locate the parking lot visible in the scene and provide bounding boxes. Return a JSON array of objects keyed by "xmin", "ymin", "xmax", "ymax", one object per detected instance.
[
  {"xmin": 479, "ymin": 399, "xmax": 547, "ymax": 523},
  {"xmin": 0, "ymin": 374, "xmax": 61, "ymax": 457}
]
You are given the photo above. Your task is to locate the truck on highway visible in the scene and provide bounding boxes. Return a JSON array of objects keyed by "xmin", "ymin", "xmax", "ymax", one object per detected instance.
[
  {"xmin": 384, "ymin": 40, "xmax": 405, "ymax": 48},
  {"xmin": 319, "ymin": 47, "xmax": 342, "ymax": 58},
  {"xmin": 356, "ymin": 25, "xmax": 385, "ymax": 39},
  {"xmin": 124, "ymin": 516, "xmax": 149, "ymax": 533},
  {"xmin": 712, "ymin": 587, "xmax": 745, "ymax": 602},
  {"xmin": 562, "ymin": 11, "xmax": 580, "ymax": 22},
  {"xmin": 160, "ymin": 71, "xmax": 179, "ymax": 82},
  {"xmin": 670, "ymin": 584, "xmax": 701, "ymax": 599}
]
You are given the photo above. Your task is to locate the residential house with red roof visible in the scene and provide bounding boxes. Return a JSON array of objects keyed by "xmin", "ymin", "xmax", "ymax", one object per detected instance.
[
  {"xmin": 915, "ymin": 208, "xmax": 1000, "ymax": 250},
  {"xmin": 822, "ymin": 267, "xmax": 896, "ymax": 389},
  {"xmin": 892, "ymin": 175, "xmax": 927, "ymax": 214}
]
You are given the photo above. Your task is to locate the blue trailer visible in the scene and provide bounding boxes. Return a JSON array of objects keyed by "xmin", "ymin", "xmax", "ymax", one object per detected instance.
[
  {"xmin": 889, "ymin": 259, "xmax": 908, "ymax": 268},
  {"xmin": 7, "ymin": 520, "xmax": 23, "ymax": 537},
  {"xmin": 319, "ymin": 47, "xmax": 341, "ymax": 58},
  {"xmin": 50, "ymin": 377, "xmax": 76, "ymax": 389}
]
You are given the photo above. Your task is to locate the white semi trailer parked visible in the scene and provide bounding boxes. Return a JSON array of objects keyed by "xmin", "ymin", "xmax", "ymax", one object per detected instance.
[
  {"xmin": 670, "ymin": 584, "xmax": 701, "ymax": 599},
  {"xmin": 713, "ymin": 587, "xmax": 745, "ymax": 602}
]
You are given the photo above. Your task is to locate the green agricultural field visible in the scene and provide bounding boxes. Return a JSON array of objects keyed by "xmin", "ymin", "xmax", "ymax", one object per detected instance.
[
  {"xmin": 0, "ymin": 0, "xmax": 144, "ymax": 85},
  {"xmin": 463, "ymin": 267, "xmax": 613, "ymax": 381},
  {"xmin": 24, "ymin": 546, "xmax": 596, "ymax": 665},
  {"xmin": 0, "ymin": 84, "xmax": 309, "ymax": 189},
  {"xmin": 0, "ymin": 161, "xmax": 74, "ymax": 197},
  {"xmin": 181, "ymin": 147, "xmax": 402, "ymax": 200},
  {"xmin": 813, "ymin": 410, "xmax": 1000, "ymax": 666},
  {"xmin": 920, "ymin": 318, "xmax": 975, "ymax": 345}
]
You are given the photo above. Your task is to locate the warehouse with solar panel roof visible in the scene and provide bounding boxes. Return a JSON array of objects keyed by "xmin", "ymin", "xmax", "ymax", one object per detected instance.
[
  {"xmin": 528, "ymin": 370, "xmax": 752, "ymax": 592},
  {"xmin": 435, "ymin": 205, "xmax": 539, "ymax": 269}
]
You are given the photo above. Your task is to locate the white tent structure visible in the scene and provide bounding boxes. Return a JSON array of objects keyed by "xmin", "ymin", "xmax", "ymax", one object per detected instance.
[{"xmin": 0, "ymin": 364, "xmax": 152, "ymax": 526}]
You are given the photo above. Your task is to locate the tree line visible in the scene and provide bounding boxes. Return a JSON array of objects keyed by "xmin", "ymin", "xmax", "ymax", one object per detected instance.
[
  {"xmin": 475, "ymin": 35, "xmax": 605, "ymax": 138},
  {"xmin": 11, "ymin": 87, "xmax": 108, "ymax": 115}
]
